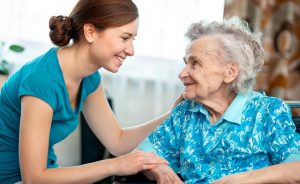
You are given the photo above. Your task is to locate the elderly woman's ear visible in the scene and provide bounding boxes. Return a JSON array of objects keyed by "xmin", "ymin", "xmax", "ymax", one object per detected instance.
[{"xmin": 223, "ymin": 62, "xmax": 239, "ymax": 83}]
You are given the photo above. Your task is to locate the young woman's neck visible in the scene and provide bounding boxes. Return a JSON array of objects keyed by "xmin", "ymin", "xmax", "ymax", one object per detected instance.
[{"xmin": 58, "ymin": 43, "xmax": 99, "ymax": 82}]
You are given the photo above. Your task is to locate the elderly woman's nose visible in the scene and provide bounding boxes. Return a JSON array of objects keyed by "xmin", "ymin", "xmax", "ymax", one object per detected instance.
[{"xmin": 179, "ymin": 67, "xmax": 189, "ymax": 79}]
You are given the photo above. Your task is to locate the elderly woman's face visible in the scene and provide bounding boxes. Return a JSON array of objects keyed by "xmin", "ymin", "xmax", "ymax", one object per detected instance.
[{"xmin": 179, "ymin": 36, "xmax": 232, "ymax": 101}]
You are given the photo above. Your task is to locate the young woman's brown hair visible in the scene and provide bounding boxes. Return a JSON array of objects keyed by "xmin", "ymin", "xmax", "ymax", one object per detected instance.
[{"xmin": 49, "ymin": 0, "xmax": 138, "ymax": 46}]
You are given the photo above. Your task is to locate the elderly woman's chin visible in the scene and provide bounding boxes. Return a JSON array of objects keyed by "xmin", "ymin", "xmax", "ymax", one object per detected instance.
[{"xmin": 182, "ymin": 91, "xmax": 195, "ymax": 100}]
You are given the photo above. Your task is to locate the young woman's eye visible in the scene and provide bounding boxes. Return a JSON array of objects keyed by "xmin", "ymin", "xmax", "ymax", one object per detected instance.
[
  {"xmin": 122, "ymin": 37, "xmax": 136, "ymax": 42},
  {"xmin": 122, "ymin": 37, "xmax": 129, "ymax": 41}
]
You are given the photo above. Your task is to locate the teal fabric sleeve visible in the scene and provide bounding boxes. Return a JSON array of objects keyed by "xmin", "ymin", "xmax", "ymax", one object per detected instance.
[
  {"xmin": 138, "ymin": 138, "xmax": 158, "ymax": 154},
  {"xmin": 18, "ymin": 72, "xmax": 58, "ymax": 110}
]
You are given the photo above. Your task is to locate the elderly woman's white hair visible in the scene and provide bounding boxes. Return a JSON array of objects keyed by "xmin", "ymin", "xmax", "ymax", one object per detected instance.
[{"xmin": 185, "ymin": 17, "xmax": 264, "ymax": 93}]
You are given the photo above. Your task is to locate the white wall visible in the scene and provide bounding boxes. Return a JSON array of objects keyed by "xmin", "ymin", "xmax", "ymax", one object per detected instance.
[{"xmin": 133, "ymin": 0, "xmax": 225, "ymax": 60}]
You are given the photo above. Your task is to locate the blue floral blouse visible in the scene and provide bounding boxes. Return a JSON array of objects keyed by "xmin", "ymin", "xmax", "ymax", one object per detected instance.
[{"xmin": 140, "ymin": 91, "xmax": 300, "ymax": 184}]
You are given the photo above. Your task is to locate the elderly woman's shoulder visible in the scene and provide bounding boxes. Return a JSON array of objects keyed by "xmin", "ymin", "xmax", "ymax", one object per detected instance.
[
  {"xmin": 172, "ymin": 99, "xmax": 195, "ymax": 113},
  {"xmin": 248, "ymin": 91, "xmax": 289, "ymax": 112}
]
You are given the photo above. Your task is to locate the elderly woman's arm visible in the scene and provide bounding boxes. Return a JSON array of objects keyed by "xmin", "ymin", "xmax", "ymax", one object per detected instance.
[{"xmin": 212, "ymin": 161, "xmax": 300, "ymax": 184}]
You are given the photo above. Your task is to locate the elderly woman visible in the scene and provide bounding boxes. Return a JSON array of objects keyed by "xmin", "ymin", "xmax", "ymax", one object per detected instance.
[{"xmin": 139, "ymin": 17, "xmax": 300, "ymax": 184}]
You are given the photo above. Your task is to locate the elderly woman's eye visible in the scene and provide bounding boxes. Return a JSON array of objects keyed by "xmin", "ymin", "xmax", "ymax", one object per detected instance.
[
  {"xmin": 182, "ymin": 58, "xmax": 187, "ymax": 64},
  {"xmin": 192, "ymin": 61, "xmax": 197, "ymax": 67}
]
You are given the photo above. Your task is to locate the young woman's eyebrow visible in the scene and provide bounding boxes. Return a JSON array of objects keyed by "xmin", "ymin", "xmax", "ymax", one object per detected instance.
[{"xmin": 122, "ymin": 32, "xmax": 137, "ymax": 37}]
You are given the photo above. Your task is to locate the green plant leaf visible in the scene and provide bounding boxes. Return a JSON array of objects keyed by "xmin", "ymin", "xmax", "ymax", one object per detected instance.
[
  {"xmin": 0, "ymin": 59, "xmax": 12, "ymax": 75},
  {"xmin": 0, "ymin": 61, "xmax": 9, "ymax": 75},
  {"xmin": 0, "ymin": 68, "xmax": 9, "ymax": 75},
  {"xmin": 9, "ymin": 44, "xmax": 25, "ymax": 53}
]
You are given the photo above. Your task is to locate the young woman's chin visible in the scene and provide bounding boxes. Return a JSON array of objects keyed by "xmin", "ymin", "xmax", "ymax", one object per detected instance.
[
  {"xmin": 108, "ymin": 58, "xmax": 123, "ymax": 73},
  {"xmin": 103, "ymin": 65, "xmax": 120, "ymax": 73},
  {"xmin": 107, "ymin": 68, "xmax": 120, "ymax": 73}
]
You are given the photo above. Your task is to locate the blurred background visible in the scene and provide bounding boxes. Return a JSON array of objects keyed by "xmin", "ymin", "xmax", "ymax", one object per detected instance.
[
  {"xmin": 0, "ymin": 0, "xmax": 299, "ymax": 170},
  {"xmin": 224, "ymin": 0, "xmax": 300, "ymax": 103}
]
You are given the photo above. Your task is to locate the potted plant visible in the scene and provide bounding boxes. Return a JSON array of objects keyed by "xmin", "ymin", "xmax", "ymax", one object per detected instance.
[{"xmin": 0, "ymin": 41, "xmax": 25, "ymax": 75}]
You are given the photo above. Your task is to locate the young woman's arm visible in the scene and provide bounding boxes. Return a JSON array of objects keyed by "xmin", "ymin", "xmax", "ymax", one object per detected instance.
[
  {"xmin": 82, "ymin": 83, "xmax": 180, "ymax": 156},
  {"xmin": 19, "ymin": 95, "xmax": 167, "ymax": 184}
]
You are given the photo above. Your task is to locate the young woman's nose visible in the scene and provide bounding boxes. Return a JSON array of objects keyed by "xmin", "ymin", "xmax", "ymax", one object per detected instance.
[{"xmin": 125, "ymin": 40, "xmax": 134, "ymax": 56}]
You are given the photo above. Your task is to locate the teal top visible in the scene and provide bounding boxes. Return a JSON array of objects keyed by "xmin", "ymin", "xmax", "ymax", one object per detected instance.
[
  {"xmin": 0, "ymin": 48, "xmax": 101, "ymax": 183},
  {"xmin": 140, "ymin": 91, "xmax": 300, "ymax": 183}
]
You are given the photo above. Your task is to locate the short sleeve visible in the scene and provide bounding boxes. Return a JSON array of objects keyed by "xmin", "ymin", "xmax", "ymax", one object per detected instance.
[
  {"xmin": 83, "ymin": 71, "xmax": 101, "ymax": 98},
  {"xmin": 148, "ymin": 113, "xmax": 181, "ymax": 172},
  {"xmin": 138, "ymin": 138, "xmax": 158, "ymax": 154},
  {"xmin": 265, "ymin": 99, "xmax": 300, "ymax": 164},
  {"xmin": 19, "ymin": 73, "xmax": 58, "ymax": 110}
]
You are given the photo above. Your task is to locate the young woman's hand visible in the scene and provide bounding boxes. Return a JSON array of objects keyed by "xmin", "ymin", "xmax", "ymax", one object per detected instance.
[
  {"xmin": 143, "ymin": 164, "xmax": 183, "ymax": 184},
  {"xmin": 171, "ymin": 94, "xmax": 184, "ymax": 109},
  {"xmin": 111, "ymin": 150, "xmax": 169, "ymax": 176}
]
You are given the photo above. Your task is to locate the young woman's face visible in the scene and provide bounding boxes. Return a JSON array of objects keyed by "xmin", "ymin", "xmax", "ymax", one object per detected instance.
[{"xmin": 90, "ymin": 19, "xmax": 139, "ymax": 72}]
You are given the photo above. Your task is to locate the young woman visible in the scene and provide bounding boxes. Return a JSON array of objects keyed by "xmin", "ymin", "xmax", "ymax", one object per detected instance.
[{"xmin": 0, "ymin": 0, "xmax": 179, "ymax": 183}]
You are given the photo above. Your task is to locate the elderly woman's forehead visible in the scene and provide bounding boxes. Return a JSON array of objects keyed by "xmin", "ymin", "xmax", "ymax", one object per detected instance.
[
  {"xmin": 185, "ymin": 36, "xmax": 221, "ymax": 56},
  {"xmin": 191, "ymin": 36, "xmax": 219, "ymax": 47}
]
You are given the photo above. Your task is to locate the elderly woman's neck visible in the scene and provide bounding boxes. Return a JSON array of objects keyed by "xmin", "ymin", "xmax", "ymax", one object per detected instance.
[{"xmin": 201, "ymin": 91, "xmax": 236, "ymax": 125}]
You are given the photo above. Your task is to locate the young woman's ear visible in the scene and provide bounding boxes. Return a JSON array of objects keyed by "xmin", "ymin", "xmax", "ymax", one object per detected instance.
[
  {"xmin": 83, "ymin": 23, "xmax": 96, "ymax": 43},
  {"xmin": 224, "ymin": 63, "xmax": 239, "ymax": 83}
]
